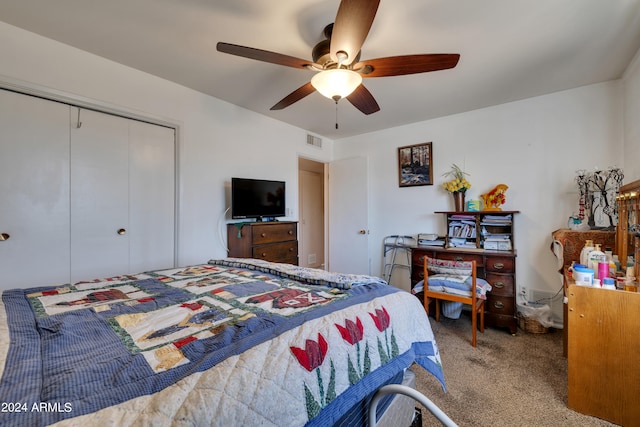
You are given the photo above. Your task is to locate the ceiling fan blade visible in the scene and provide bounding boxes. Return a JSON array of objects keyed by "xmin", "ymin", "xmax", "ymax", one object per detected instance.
[
  {"xmin": 217, "ymin": 42, "xmax": 315, "ymax": 70},
  {"xmin": 346, "ymin": 84, "xmax": 380, "ymax": 115},
  {"xmin": 330, "ymin": 0, "xmax": 380, "ymax": 66},
  {"xmin": 270, "ymin": 82, "xmax": 316, "ymax": 110},
  {"xmin": 355, "ymin": 54, "xmax": 460, "ymax": 78}
]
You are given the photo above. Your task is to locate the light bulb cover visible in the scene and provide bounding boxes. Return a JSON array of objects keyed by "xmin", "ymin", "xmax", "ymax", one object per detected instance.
[{"xmin": 311, "ymin": 69, "xmax": 362, "ymax": 100}]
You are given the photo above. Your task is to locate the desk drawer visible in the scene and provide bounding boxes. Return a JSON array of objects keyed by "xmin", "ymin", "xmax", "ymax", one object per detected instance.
[
  {"xmin": 485, "ymin": 273, "xmax": 514, "ymax": 296},
  {"xmin": 436, "ymin": 252, "xmax": 484, "ymax": 265},
  {"xmin": 486, "ymin": 294, "xmax": 514, "ymax": 316},
  {"xmin": 485, "ymin": 256, "xmax": 515, "ymax": 273},
  {"xmin": 412, "ymin": 250, "xmax": 436, "ymax": 267}
]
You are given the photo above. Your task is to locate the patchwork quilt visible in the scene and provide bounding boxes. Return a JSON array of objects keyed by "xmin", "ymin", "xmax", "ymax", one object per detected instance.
[{"xmin": 0, "ymin": 258, "xmax": 444, "ymax": 426}]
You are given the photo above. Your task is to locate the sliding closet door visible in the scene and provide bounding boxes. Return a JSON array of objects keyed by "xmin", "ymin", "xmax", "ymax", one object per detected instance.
[
  {"xmin": 70, "ymin": 109, "xmax": 130, "ymax": 281},
  {"xmin": 0, "ymin": 90, "xmax": 71, "ymax": 289},
  {"xmin": 70, "ymin": 109, "xmax": 175, "ymax": 281},
  {"xmin": 129, "ymin": 121, "xmax": 175, "ymax": 272}
]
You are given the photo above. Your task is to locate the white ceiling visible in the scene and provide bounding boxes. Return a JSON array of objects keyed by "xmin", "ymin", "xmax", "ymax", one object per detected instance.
[{"xmin": 2, "ymin": 0, "xmax": 640, "ymax": 139}]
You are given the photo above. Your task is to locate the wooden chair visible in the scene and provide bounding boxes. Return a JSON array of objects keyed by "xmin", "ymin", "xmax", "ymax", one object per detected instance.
[{"xmin": 423, "ymin": 257, "xmax": 485, "ymax": 347}]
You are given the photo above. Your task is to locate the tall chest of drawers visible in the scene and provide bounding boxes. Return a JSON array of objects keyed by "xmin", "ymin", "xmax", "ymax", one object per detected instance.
[{"xmin": 227, "ymin": 221, "xmax": 298, "ymax": 265}]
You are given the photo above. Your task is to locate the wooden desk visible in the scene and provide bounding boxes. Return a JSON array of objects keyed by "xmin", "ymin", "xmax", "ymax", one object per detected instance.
[
  {"xmin": 567, "ymin": 284, "xmax": 640, "ymax": 426},
  {"xmin": 412, "ymin": 246, "xmax": 518, "ymax": 334}
]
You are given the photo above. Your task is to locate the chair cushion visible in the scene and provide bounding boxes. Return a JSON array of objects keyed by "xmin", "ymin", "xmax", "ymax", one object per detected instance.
[{"xmin": 426, "ymin": 258, "xmax": 473, "ymax": 276}]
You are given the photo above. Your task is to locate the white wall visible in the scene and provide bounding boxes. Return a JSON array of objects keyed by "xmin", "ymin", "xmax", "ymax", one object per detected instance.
[
  {"xmin": 623, "ymin": 48, "xmax": 640, "ymax": 181},
  {"xmin": 0, "ymin": 20, "xmax": 634, "ymax": 303},
  {"xmin": 334, "ymin": 82, "xmax": 625, "ymax": 301},
  {"xmin": 0, "ymin": 22, "xmax": 334, "ymax": 267}
]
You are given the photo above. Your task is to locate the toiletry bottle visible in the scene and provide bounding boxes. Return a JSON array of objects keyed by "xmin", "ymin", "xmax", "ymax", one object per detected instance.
[
  {"xmin": 580, "ymin": 240, "xmax": 595, "ymax": 267},
  {"xmin": 588, "ymin": 244, "xmax": 606, "ymax": 278},
  {"xmin": 613, "ymin": 254, "xmax": 621, "ymax": 273}
]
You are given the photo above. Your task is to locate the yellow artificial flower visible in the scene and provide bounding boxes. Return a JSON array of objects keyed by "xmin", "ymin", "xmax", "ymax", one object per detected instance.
[{"xmin": 442, "ymin": 164, "xmax": 471, "ymax": 193}]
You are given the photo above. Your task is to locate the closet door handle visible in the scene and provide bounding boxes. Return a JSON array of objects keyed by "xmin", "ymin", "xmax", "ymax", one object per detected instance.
[
  {"xmin": 117, "ymin": 228, "xmax": 126, "ymax": 235},
  {"xmin": 0, "ymin": 233, "xmax": 9, "ymax": 241}
]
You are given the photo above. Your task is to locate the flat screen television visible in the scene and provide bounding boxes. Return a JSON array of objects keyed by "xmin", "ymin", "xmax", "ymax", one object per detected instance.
[{"xmin": 231, "ymin": 177, "xmax": 286, "ymax": 220}]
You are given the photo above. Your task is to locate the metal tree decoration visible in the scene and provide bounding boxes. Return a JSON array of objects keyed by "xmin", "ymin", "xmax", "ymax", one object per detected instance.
[{"xmin": 575, "ymin": 167, "xmax": 624, "ymax": 229}]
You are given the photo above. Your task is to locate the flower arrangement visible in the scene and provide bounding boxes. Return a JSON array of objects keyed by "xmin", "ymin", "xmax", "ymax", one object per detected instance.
[{"xmin": 442, "ymin": 164, "xmax": 471, "ymax": 193}]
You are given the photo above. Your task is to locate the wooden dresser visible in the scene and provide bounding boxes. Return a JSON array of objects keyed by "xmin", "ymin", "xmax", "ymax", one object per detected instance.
[{"xmin": 227, "ymin": 221, "xmax": 298, "ymax": 265}]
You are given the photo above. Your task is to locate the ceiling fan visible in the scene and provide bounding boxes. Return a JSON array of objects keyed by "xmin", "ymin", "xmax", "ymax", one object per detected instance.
[{"xmin": 216, "ymin": 0, "xmax": 460, "ymax": 115}]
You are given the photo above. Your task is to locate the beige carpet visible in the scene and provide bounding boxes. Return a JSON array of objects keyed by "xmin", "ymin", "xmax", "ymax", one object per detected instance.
[{"xmin": 411, "ymin": 314, "xmax": 618, "ymax": 427}]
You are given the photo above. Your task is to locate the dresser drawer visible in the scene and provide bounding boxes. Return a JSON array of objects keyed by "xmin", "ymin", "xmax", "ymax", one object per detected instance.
[
  {"xmin": 251, "ymin": 223, "xmax": 297, "ymax": 245},
  {"xmin": 485, "ymin": 273, "xmax": 514, "ymax": 296},
  {"xmin": 485, "ymin": 256, "xmax": 515, "ymax": 273},
  {"xmin": 486, "ymin": 294, "xmax": 515, "ymax": 316},
  {"xmin": 252, "ymin": 241, "xmax": 298, "ymax": 262}
]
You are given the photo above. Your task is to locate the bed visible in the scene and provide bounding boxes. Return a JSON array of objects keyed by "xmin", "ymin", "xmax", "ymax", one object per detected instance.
[{"xmin": 0, "ymin": 258, "xmax": 446, "ymax": 426}]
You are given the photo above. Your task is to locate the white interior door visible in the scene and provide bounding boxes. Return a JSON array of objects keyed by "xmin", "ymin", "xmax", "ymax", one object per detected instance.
[
  {"xmin": 70, "ymin": 109, "xmax": 130, "ymax": 281},
  {"xmin": 328, "ymin": 156, "xmax": 370, "ymax": 275},
  {"xmin": 0, "ymin": 90, "xmax": 71, "ymax": 289},
  {"xmin": 129, "ymin": 120, "xmax": 175, "ymax": 272}
]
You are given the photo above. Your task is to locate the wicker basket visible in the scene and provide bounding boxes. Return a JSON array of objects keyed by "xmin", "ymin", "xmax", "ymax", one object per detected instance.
[{"xmin": 517, "ymin": 311, "xmax": 549, "ymax": 334}]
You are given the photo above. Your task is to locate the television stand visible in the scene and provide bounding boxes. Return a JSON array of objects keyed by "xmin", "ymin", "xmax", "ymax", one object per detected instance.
[{"xmin": 227, "ymin": 221, "xmax": 298, "ymax": 265}]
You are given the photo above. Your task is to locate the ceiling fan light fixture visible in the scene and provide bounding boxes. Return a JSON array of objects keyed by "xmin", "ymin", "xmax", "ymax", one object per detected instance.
[{"xmin": 311, "ymin": 69, "xmax": 362, "ymax": 101}]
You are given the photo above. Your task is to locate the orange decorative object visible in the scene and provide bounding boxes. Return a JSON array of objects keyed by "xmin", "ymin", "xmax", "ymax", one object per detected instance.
[{"xmin": 481, "ymin": 184, "xmax": 508, "ymax": 211}]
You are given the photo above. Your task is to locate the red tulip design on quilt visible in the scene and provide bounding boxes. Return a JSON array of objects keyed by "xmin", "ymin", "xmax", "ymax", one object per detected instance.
[
  {"xmin": 369, "ymin": 306, "xmax": 399, "ymax": 364},
  {"xmin": 290, "ymin": 333, "xmax": 336, "ymax": 419},
  {"xmin": 335, "ymin": 317, "xmax": 371, "ymax": 385},
  {"xmin": 291, "ymin": 306, "xmax": 398, "ymax": 421}
]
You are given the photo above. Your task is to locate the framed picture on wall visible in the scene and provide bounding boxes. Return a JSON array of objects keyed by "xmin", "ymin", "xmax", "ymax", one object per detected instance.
[{"xmin": 398, "ymin": 142, "xmax": 433, "ymax": 187}]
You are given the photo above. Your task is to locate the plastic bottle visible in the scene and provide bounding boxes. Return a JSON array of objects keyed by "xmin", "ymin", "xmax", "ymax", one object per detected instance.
[
  {"xmin": 588, "ymin": 244, "xmax": 606, "ymax": 278},
  {"xmin": 613, "ymin": 254, "xmax": 621, "ymax": 272},
  {"xmin": 580, "ymin": 240, "xmax": 595, "ymax": 267},
  {"xmin": 602, "ymin": 277, "xmax": 616, "ymax": 290},
  {"xmin": 605, "ymin": 248, "xmax": 616, "ymax": 276}
]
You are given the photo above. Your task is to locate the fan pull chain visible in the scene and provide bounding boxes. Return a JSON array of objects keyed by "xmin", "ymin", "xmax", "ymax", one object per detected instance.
[{"xmin": 335, "ymin": 99, "xmax": 339, "ymax": 129}]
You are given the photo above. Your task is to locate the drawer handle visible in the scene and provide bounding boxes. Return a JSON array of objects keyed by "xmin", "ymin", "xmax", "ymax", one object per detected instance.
[
  {"xmin": 492, "ymin": 262, "xmax": 505, "ymax": 270},
  {"xmin": 493, "ymin": 301, "xmax": 504, "ymax": 309},
  {"xmin": 288, "ymin": 230, "xmax": 293, "ymax": 235},
  {"xmin": 261, "ymin": 233, "xmax": 267, "ymax": 237},
  {"xmin": 0, "ymin": 233, "xmax": 9, "ymax": 241},
  {"xmin": 261, "ymin": 252, "xmax": 267, "ymax": 257},
  {"xmin": 418, "ymin": 272, "xmax": 424, "ymax": 279},
  {"xmin": 289, "ymin": 247, "xmax": 294, "ymax": 252},
  {"xmin": 117, "ymin": 228, "xmax": 126, "ymax": 235},
  {"xmin": 454, "ymin": 256, "xmax": 463, "ymax": 261},
  {"xmin": 493, "ymin": 282, "xmax": 504, "ymax": 289},
  {"xmin": 418, "ymin": 255, "xmax": 424, "ymax": 263}
]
